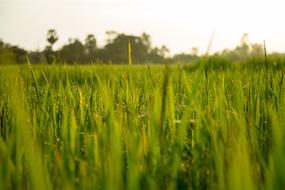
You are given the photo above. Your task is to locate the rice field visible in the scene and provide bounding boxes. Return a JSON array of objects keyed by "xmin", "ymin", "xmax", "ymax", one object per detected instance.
[{"xmin": 0, "ymin": 63, "xmax": 285, "ymax": 190}]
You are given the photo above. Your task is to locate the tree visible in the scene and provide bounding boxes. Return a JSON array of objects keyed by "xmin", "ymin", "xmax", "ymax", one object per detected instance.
[
  {"xmin": 0, "ymin": 45, "xmax": 15, "ymax": 65},
  {"xmin": 11, "ymin": 45, "xmax": 26, "ymax": 63},
  {"xmin": 105, "ymin": 30, "xmax": 118, "ymax": 44},
  {"xmin": 235, "ymin": 33, "xmax": 250, "ymax": 59},
  {"xmin": 240, "ymin": 33, "xmax": 249, "ymax": 46},
  {"xmin": 47, "ymin": 29, "xmax": 58, "ymax": 50},
  {"xmin": 158, "ymin": 45, "xmax": 170, "ymax": 58},
  {"xmin": 0, "ymin": 40, "xmax": 4, "ymax": 48},
  {"xmin": 45, "ymin": 29, "xmax": 59, "ymax": 64},
  {"xmin": 148, "ymin": 47, "xmax": 165, "ymax": 63},
  {"xmin": 191, "ymin": 47, "xmax": 199, "ymax": 56},
  {"xmin": 44, "ymin": 46, "xmax": 54, "ymax": 64},
  {"xmin": 250, "ymin": 43, "xmax": 263, "ymax": 57},
  {"xmin": 141, "ymin": 33, "xmax": 152, "ymax": 52},
  {"xmin": 59, "ymin": 38, "xmax": 85, "ymax": 63},
  {"xmin": 103, "ymin": 34, "xmax": 150, "ymax": 64},
  {"xmin": 221, "ymin": 33, "xmax": 251, "ymax": 62},
  {"xmin": 84, "ymin": 34, "xmax": 97, "ymax": 63},
  {"xmin": 85, "ymin": 34, "xmax": 97, "ymax": 53},
  {"xmin": 172, "ymin": 53, "xmax": 199, "ymax": 64},
  {"xmin": 0, "ymin": 40, "xmax": 26, "ymax": 64}
]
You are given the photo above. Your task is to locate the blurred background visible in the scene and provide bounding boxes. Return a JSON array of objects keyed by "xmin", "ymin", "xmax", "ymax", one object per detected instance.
[{"xmin": 0, "ymin": 0, "xmax": 284, "ymax": 64}]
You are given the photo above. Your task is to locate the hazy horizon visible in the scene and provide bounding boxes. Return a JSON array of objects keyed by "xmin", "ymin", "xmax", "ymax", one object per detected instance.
[{"xmin": 1, "ymin": 0, "xmax": 285, "ymax": 55}]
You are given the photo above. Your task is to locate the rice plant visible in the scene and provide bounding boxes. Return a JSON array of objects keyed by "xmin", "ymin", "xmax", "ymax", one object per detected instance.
[{"xmin": 0, "ymin": 62, "xmax": 285, "ymax": 190}]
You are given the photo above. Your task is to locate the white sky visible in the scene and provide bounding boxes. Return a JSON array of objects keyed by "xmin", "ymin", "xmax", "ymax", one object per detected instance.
[{"xmin": 0, "ymin": 0, "xmax": 285, "ymax": 54}]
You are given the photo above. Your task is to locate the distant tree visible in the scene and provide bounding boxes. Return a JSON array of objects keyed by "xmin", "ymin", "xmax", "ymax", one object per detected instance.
[
  {"xmin": 47, "ymin": 29, "xmax": 58, "ymax": 50},
  {"xmin": 93, "ymin": 32, "xmax": 167, "ymax": 64},
  {"xmin": 29, "ymin": 50, "xmax": 45, "ymax": 64},
  {"xmin": 158, "ymin": 45, "xmax": 170, "ymax": 58},
  {"xmin": 11, "ymin": 46, "xmax": 26, "ymax": 63},
  {"xmin": 220, "ymin": 33, "xmax": 251, "ymax": 62},
  {"xmin": 0, "ymin": 40, "xmax": 27, "ymax": 64},
  {"xmin": 59, "ymin": 38, "xmax": 85, "ymax": 63},
  {"xmin": 148, "ymin": 47, "xmax": 165, "ymax": 63},
  {"xmin": 85, "ymin": 34, "xmax": 97, "ymax": 63},
  {"xmin": 85, "ymin": 34, "xmax": 97, "ymax": 53},
  {"xmin": 250, "ymin": 43, "xmax": 263, "ymax": 57},
  {"xmin": 105, "ymin": 31, "xmax": 118, "ymax": 44},
  {"xmin": 234, "ymin": 33, "xmax": 250, "ymax": 60},
  {"xmin": 172, "ymin": 53, "xmax": 199, "ymax": 64},
  {"xmin": 191, "ymin": 47, "xmax": 199, "ymax": 56},
  {"xmin": 44, "ymin": 46, "xmax": 54, "ymax": 64},
  {"xmin": 45, "ymin": 29, "xmax": 58, "ymax": 64},
  {"xmin": 103, "ymin": 33, "xmax": 150, "ymax": 64},
  {"xmin": 141, "ymin": 33, "xmax": 152, "ymax": 52},
  {"xmin": 240, "ymin": 33, "xmax": 249, "ymax": 46},
  {"xmin": 0, "ymin": 40, "xmax": 4, "ymax": 48},
  {"xmin": 0, "ymin": 44, "xmax": 15, "ymax": 65}
]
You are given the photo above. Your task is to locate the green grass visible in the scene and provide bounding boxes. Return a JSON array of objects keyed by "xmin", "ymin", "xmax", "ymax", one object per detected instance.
[{"xmin": 0, "ymin": 63, "xmax": 285, "ymax": 190}]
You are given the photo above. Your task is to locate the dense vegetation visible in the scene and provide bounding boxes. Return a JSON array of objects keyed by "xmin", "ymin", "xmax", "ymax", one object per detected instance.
[
  {"xmin": 0, "ymin": 30, "xmax": 171, "ymax": 65},
  {"xmin": 1, "ymin": 59, "xmax": 285, "ymax": 189},
  {"xmin": 2, "ymin": 31, "xmax": 285, "ymax": 66}
]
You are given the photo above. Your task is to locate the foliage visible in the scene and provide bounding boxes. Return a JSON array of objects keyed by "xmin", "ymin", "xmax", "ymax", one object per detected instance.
[
  {"xmin": 1, "ymin": 31, "xmax": 285, "ymax": 67},
  {"xmin": 0, "ymin": 40, "xmax": 26, "ymax": 65},
  {"xmin": 1, "ymin": 62, "xmax": 285, "ymax": 189},
  {"xmin": 59, "ymin": 39, "xmax": 86, "ymax": 64},
  {"xmin": 171, "ymin": 53, "xmax": 200, "ymax": 64},
  {"xmin": 47, "ymin": 29, "xmax": 58, "ymax": 49}
]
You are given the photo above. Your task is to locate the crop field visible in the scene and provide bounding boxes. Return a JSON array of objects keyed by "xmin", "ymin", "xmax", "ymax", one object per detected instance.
[{"xmin": 1, "ymin": 62, "xmax": 285, "ymax": 190}]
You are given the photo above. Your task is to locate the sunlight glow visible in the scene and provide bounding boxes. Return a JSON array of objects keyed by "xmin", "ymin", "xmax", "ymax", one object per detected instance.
[{"xmin": 0, "ymin": 0, "xmax": 284, "ymax": 54}]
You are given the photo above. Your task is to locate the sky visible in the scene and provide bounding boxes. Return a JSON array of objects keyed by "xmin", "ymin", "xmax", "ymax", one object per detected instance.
[{"xmin": 0, "ymin": 0, "xmax": 285, "ymax": 55}]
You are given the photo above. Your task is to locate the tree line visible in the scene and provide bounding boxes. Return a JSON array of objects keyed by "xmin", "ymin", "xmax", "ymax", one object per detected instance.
[
  {"xmin": 0, "ymin": 30, "xmax": 283, "ymax": 65},
  {"xmin": 0, "ymin": 29, "xmax": 174, "ymax": 65}
]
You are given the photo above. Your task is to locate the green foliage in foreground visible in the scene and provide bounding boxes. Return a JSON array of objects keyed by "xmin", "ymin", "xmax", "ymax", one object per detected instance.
[{"xmin": 0, "ymin": 64, "xmax": 285, "ymax": 190}]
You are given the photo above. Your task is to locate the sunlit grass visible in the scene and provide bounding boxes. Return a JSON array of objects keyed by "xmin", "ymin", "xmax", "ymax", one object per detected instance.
[{"xmin": 0, "ymin": 63, "xmax": 285, "ymax": 189}]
